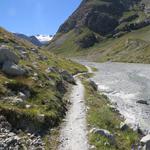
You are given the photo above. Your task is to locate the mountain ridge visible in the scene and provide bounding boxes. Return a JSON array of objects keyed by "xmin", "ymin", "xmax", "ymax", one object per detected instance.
[
  {"xmin": 14, "ymin": 33, "xmax": 53, "ymax": 47},
  {"xmin": 47, "ymin": 0, "xmax": 150, "ymax": 63}
]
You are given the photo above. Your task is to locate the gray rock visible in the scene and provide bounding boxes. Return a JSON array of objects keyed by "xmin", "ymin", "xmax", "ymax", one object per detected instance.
[
  {"xmin": 136, "ymin": 100, "xmax": 149, "ymax": 105},
  {"xmin": 90, "ymin": 128, "xmax": 115, "ymax": 144},
  {"xmin": 61, "ymin": 70, "xmax": 76, "ymax": 84},
  {"xmin": 2, "ymin": 61, "xmax": 26, "ymax": 76},
  {"xmin": 0, "ymin": 47, "xmax": 19, "ymax": 65},
  {"xmin": 141, "ymin": 135, "xmax": 150, "ymax": 150},
  {"xmin": 89, "ymin": 80, "xmax": 98, "ymax": 91}
]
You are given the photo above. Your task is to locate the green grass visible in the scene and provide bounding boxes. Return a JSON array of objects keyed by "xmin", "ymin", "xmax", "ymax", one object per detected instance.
[
  {"xmin": 49, "ymin": 25, "xmax": 150, "ymax": 63},
  {"xmin": 91, "ymin": 67, "xmax": 98, "ymax": 72},
  {"xmin": 83, "ymin": 78, "xmax": 140, "ymax": 150},
  {"xmin": 0, "ymin": 27, "xmax": 87, "ymax": 138}
]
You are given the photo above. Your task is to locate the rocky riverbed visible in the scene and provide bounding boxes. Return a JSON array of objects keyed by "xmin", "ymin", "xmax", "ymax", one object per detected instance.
[{"xmin": 80, "ymin": 61, "xmax": 150, "ymax": 134}]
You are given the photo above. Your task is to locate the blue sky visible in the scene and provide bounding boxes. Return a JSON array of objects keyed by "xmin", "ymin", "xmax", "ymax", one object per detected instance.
[{"xmin": 0, "ymin": 0, "xmax": 81, "ymax": 35}]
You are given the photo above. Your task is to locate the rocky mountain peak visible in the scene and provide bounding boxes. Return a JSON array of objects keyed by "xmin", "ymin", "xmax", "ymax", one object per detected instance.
[{"xmin": 58, "ymin": 0, "xmax": 149, "ymax": 36}]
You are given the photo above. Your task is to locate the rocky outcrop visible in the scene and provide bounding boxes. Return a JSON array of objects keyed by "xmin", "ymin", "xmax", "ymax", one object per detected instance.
[
  {"xmin": 30, "ymin": 36, "xmax": 42, "ymax": 47},
  {"xmin": 76, "ymin": 32, "xmax": 98, "ymax": 48},
  {"xmin": 58, "ymin": 0, "xmax": 139, "ymax": 36},
  {"xmin": 115, "ymin": 18, "xmax": 150, "ymax": 33},
  {"xmin": 85, "ymin": 12, "xmax": 118, "ymax": 36},
  {"xmin": 49, "ymin": 0, "xmax": 150, "ymax": 52},
  {"xmin": 119, "ymin": 14, "xmax": 139, "ymax": 23}
]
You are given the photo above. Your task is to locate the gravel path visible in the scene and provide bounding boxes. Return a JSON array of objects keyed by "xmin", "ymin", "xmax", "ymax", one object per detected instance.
[{"xmin": 58, "ymin": 77, "xmax": 89, "ymax": 150}]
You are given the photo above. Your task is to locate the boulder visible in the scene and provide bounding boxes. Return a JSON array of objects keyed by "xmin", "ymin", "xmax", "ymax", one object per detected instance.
[
  {"xmin": 90, "ymin": 128, "xmax": 115, "ymax": 144},
  {"xmin": 140, "ymin": 135, "xmax": 150, "ymax": 150},
  {"xmin": 120, "ymin": 122, "xmax": 129, "ymax": 131},
  {"xmin": 2, "ymin": 61, "xmax": 26, "ymax": 76},
  {"xmin": 61, "ymin": 70, "xmax": 76, "ymax": 84},
  {"xmin": 0, "ymin": 47, "xmax": 19, "ymax": 65}
]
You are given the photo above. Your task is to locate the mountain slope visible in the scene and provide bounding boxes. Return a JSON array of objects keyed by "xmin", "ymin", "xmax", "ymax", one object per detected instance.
[
  {"xmin": 14, "ymin": 33, "xmax": 43, "ymax": 46},
  {"xmin": 0, "ymin": 27, "xmax": 87, "ymax": 149},
  {"xmin": 47, "ymin": 0, "xmax": 150, "ymax": 63}
]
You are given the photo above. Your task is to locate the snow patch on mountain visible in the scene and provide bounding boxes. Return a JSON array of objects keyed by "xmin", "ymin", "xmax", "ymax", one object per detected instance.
[{"xmin": 35, "ymin": 35, "xmax": 53, "ymax": 44}]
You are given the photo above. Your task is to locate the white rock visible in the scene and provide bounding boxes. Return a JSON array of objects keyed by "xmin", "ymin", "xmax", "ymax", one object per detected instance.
[
  {"xmin": 90, "ymin": 145, "xmax": 96, "ymax": 149},
  {"xmin": 141, "ymin": 134, "xmax": 150, "ymax": 149},
  {"xmin": 25, "ymin": 105, "xmax": 32, "ymax": 109},
  {"xmin": 90, "ymin": 128, "xmax": 115, "ymax": 144},
  {"xmin": 12, "ymin": 97, "xmax": 24, "ymax": 104},
  {"xmin": 18, "ymin": 92, "xmax": 27, "ymax": 100}
]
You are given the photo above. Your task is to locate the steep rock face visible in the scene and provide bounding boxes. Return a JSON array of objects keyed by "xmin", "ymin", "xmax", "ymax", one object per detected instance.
[
  {"xmin": 58, "ymin": 0, "xmax": 138, "ymax": 36},
  {"xmin": 48, "ymin": 0, "xmax": 150, "ymax": 52}
]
